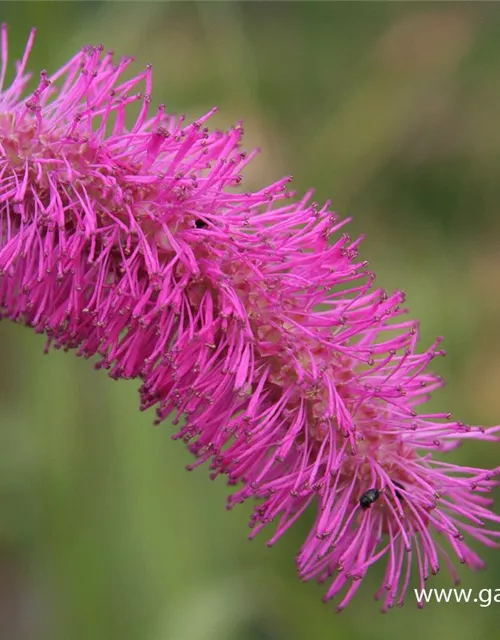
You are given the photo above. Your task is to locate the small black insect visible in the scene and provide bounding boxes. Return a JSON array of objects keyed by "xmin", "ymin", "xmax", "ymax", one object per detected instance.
[
  {"xmin": 195, "ymin": 219, "xmax": 207, "ymax": 229},
  {"xmin": 359, "ymin": 488, "xmax": 380, "ymax": 510}
]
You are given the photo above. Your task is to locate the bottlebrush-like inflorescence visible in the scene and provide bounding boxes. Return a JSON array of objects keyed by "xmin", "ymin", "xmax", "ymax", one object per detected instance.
[{"xmin": 1, "ymin": 26, "xmax": 499, "ymax": 612}]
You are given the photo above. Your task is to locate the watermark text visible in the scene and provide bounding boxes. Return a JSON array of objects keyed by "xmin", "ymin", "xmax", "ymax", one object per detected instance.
[{"xmin": 414, "ymin": 588, "xmax": 500, "ymax": 607}]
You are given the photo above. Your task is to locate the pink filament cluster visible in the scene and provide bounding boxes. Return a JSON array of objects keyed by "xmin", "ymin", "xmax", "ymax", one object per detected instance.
[{"xmin": 1, "ymin": 26, "xmax": 499, "ymax": 612}]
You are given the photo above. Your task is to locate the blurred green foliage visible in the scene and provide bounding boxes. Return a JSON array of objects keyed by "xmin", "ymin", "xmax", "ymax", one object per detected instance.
[{"xmin": 1, "ymin": 2, "xmax": 500, "ymax": 639}]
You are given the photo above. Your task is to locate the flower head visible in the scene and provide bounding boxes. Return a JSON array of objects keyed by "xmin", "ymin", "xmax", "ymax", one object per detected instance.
[{"xmin": 1, "ymin": 25, "xmax": 499, "ymax": 612}]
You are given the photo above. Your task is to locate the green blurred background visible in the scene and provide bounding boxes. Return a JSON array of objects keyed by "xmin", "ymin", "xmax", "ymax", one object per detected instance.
[{"xmin": 1, "ymin": 1, "xmax": 500, "ymax": 638}]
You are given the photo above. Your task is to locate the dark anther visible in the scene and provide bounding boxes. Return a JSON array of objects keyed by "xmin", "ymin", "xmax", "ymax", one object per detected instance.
[{"xmin": 393, "ymin": 480, "xmax": 404, "ymax": 501}]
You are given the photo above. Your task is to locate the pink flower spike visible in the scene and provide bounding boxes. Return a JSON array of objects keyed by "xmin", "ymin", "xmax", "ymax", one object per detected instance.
[{"xmin": 1, "ymin": 26, "xmax": 500, "ymax": 613}]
